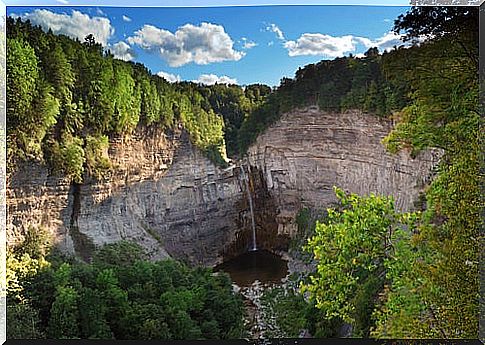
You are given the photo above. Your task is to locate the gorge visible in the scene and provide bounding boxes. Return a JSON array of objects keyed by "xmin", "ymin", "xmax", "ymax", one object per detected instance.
[
  {"xmin": 5, "ymin": 6, "xmax": 478, "ymax": 339},
  {"xmin": 7, "ymin": 106, "xmax": 441, "ymax": 269}
]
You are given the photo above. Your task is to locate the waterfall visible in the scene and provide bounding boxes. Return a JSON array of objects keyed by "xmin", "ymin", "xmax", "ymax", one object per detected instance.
[{"xmin": 240, "ymin": 163, "xmax": 257, "ymax": 251}]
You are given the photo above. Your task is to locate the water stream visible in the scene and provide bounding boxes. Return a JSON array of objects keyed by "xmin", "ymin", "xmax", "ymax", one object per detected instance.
[{"xmin": 240, "ymin": 163, "xmax": 257, "ymax": 251}]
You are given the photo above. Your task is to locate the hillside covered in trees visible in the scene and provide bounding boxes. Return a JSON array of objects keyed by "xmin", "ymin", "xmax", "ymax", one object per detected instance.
[
  {"xmin": 6, "ymin": 5, "xmax": 480, "ymax": 341},
  {"xmin": 7, "ymin": 14, "xmax": 410, "ymax": 178},
  {"xmin": 7, "ymin": 16, "xmax": 272, "ymax": 176}
]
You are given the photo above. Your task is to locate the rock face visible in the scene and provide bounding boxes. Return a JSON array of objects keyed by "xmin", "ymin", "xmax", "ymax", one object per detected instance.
[
  {"xmin": 247, "ymin": 107, "xmax": 442, "ymax": 238},
  {"xmin": 7, "ymin": 107, "xmax": 441, "ymax": 265},
  {"xmin": 7, "ymin": 127, "xmax": 247, "ymax": 265}
]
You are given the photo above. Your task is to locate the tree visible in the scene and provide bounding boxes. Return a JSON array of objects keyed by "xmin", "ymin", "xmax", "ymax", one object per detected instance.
[
  {"xmin": 6, "ymin": 37, "xmax": 39, "ymax": 130},
  {"xmin": 301, "ymin": 187, "xmax": 417, "ymax": 336},
  {"xmin": 78, "ymin": 287, "xmax": 113, "ymax": 339},
  {"xmin": 7, "ymin": 303, "xmax": 44, "ymax": 339},
  {"xmin": 393, "ymin": 6, "xmax": 478, "ymax": 68},
  {"xmin": 373, "ymin": 6, "xmax": 479, "ymax": 338},
  {"xmin": 47, "ymin": 286, "xmax": 81, "ymax": 339}
]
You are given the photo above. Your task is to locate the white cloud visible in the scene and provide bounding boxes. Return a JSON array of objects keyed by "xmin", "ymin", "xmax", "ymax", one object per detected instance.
[
  {"xmin": 284, "ymin": 33, "xmax": 356, "ymax": 58},
  {"xmin": 18, "ymin": 9, "xmax": 114, "ymax": 46},
  {"xmin": 283, "ymin": 31, "xmax": 407, "ymax": 58},
  {"xmin": 372, "ymin": 32, "xmax": 406, "ymax": 52},
  {"xmin": 241, "ymin": 37, "xmax": 257, "ymax": 49},
  {"xmin": 383, "ymin": 18, "xmax": 392, "ymax": 23},
  {"xmin": 57, "ymin": 0, "xmax": 69, "ymax": 4},
  {"xmin": 354, "ymin": 31, "xmax": 405, "ymax": 52},
  {"xmin": 268, "ymin": 41, "xmax": 274, "ymax": 46},
  {"xmin": 157, "ymin": 71, "xmax": 181, "ymax": 83},
  {"xmin": 110, "ymin": 41, "xmax": 135, "ymax": 61},
  {"xmin": 127, "ymin": 23, "xmax": 244, "ymax": 67},
  {"xmin": 122, "ymin": 15, "xmax": 132, "ymax": 22},
  {"xmin": 266, "ymin": 23, "xmax": 285, "ymax": 40},
  {"xmin": 193, "ymin": 74, "xmax": 237, "ymax": 85}
]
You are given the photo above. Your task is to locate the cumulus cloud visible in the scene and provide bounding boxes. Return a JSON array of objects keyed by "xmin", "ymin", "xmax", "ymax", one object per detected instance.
[
  {"xmin": 193, "ymin": 74, "xmax": 237, "ymax": 85},
  {"xmin": 57, "ymin": 0, "xmax": 69, "ymax": 4},
  {"xmin": 284, "ymin": 33, "xmax": 356, "ymax": 58},
  {"xmin": 241, "ymin": 37, "xmax": 257, "ymax": 49},
  {"xmin": 110, "ymin": 41, "xmax": 135, "ymax": 61},
  {"xmin": 18, "ymin": 9, "xmax": 114, "ymax": 46},
  {"xmin": 157, "ymin": 71, "xmax": 181, "ymax": 83},
  {"xmin": 127, "ymin": 23, "xmax": 244, "ymax": 67},
  {"xmin": 122, "ymin": 15, "xmax": 132, "ymax": 22},
  {"xmin": 283, "ymin": 31, "xmax": 407, "ymax": 58}
]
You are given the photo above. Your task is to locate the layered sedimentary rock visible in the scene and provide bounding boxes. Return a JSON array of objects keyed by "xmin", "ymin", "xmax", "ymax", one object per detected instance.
[
  {"xmin": 7, "ymin": 107, "xmax": 440, "ymax": 265},
  {"xmin": 247, "ymin": 107, "xmax": 442, "ymax": 237},
  {"xmin": 7, "ymin": 128, "xmax": 247, "ymax": 265}
]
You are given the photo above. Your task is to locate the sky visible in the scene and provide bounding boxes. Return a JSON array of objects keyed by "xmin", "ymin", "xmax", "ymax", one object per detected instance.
[{"xmin": 7, "ymin": 5, "xmax": 412, "ymax": 86}]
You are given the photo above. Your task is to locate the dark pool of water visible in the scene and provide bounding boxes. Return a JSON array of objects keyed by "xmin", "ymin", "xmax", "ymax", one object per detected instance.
[{"xmin": 215, "ymin": 250, "xmax": 288, "ymax": 287}]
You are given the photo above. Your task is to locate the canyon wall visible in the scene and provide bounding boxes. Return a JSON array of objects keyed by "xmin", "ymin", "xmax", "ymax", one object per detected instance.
[
  {"xmin": 7, "ymin": 107, "xmax": 441, "ymax": 265},
  {"xmin": 247, "ymin": 107, "xmax": 442, "ymax": 237},
  {"xmin": 7, "ymin": 128, "xmax": 248, "ymax": 266}
]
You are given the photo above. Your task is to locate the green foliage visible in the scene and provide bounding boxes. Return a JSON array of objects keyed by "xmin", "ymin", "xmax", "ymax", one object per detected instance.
[
  {"xmin": 6, "ymin": 226, "xmax": 53, "ymax": 339},
  {"xmin": 6, "ymin": 7, "xmax": 479, "ymax": 340},
  {"xmin": 7, "ymin": 225, "xmax": 53, "ymax": 301},
  {"xmin": 59, "ymin": 135, "xmax": 86, "ymax": 183},
  {"xmin": 238, "ymin": 49, "xmax": 407, "ymax": 153},
  {"xmin": 297, "ymin": 9, "xmax": 479, "ymax": 338},
  {"xmin": 47, "ymin": 285, "xmax": 81, "ymax": 339},
  {"xmin": 394, "ymin": 7, "xmax": 478, "ymax": 61},
  {"xmin": 7, "ymin": 17, "xmax": 268, "ymax": 175},
  {"xmin": 204, "ymin": 83, "xmax": 269, "ymax": 157},
  {"xmin": 110, "ymin": 61, "xmax": 139, "ymax": 133},
  {"xmin": 7, "ymin": 303, "xmax": 44, "ymax": 339},
  {"xmin": 6, "ymin": 36, "xmax": 60, "ymax": 164},
  {"xmin": 6, "ymin": 37, "xmax": 39, "ymax": 131},
  {"xmin": 371, "ymin": 7, "xmax": 479, "ymax": 338},
  {"xmin": 301, "ymin": 187, "xmax": 416, "ymax": 335},
  {"xmin": 262, "ymin": 287, "xmax": 308, "ymax": 337},
  {"xmin": 292, "ymin": 207, "xmax": 313, "ymax": 254},
  {"xmin": 14, "ymin": 225, "xmax": 52, "ymax": 260},
  {"xmin": 261, "ymin": 286, "xmax": 341, "ymax": 338},
  {"xmin": 85, "ymin": 135, "xmax": 111, "ymax": 179},
  {"xmin": 7, "ymin": 238, "xmax": 245, "ymax": 340},
  {"xmin": 6, "ymin": 250, "xmax": 47, "ymax": 302}
]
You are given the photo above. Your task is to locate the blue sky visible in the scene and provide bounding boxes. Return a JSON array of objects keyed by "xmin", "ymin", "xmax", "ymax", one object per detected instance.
[{"xmin": 7, "ymin": 5, "xmax": 410, "ymax": 86}]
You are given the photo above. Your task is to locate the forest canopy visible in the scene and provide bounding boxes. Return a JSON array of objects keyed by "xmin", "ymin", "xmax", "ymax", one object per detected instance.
[
  {"xmin": 6, "ymin": 17, "xmax": 271, "ymax": 176},
  {"xmin": 7, "ymin": 232, "xmax": 246, "ymax": 340}
]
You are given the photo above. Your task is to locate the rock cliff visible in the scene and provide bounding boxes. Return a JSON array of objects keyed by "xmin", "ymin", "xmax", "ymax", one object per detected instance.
[
  {"xmin": 7, "ymin": 107, "xmax": 441, "ymax": 265},
  {"xmin": 7, "ymin": 127, "xmax": 246, "ymax": 265},
  {"xmin": 247, "ymin": 107, "xmax": 442, "ymax": 238}
]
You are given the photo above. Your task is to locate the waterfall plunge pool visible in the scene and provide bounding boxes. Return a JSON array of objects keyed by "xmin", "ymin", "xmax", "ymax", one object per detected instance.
[{"xmin": 214, "ymin": 250, "xmax": 288, "ymax": 287}]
